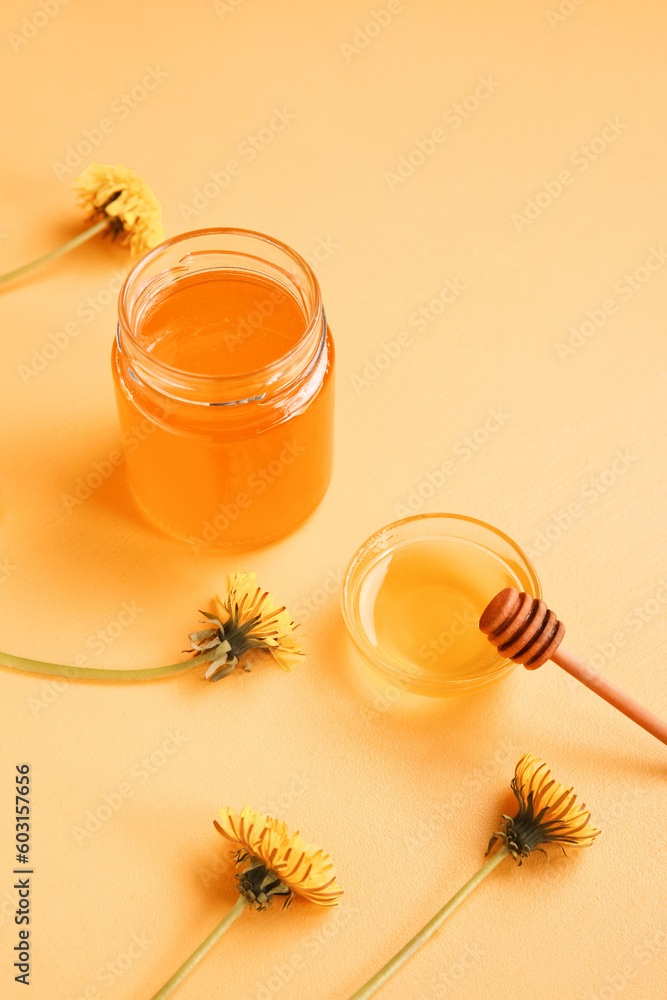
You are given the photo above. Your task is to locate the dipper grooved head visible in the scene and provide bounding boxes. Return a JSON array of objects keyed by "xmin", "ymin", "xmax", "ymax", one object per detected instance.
[{"xmin": 479, "ymin": 587, "xmax": 566, "ymax": 670}]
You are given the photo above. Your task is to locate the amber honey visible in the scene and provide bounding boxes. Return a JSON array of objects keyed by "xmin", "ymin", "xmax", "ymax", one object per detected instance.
[
  {"xmin": 113, "ymin": 229, "xmax": 334, "ymax": 547},
  {"xmin": 358, "ymin": 538, "xmax": 517, "ymax": 684}
]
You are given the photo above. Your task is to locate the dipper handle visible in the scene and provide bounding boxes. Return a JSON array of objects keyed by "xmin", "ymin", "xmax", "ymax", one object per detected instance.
[
  {"xmin": 480, "ymin": 588, "xmax": 667, "ymax": 746},
  {"xmin": 551, "ymin": 646, "xmax": 667, "ymax": 745}
]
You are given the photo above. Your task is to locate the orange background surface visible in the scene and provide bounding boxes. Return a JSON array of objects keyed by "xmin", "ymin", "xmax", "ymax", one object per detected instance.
[{"xmin": 1, "ymin": 2, "xmax": 666, "ymax": 998}]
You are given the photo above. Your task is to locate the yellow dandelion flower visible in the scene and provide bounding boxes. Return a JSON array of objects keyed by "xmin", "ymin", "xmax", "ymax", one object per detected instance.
[
  {"xmin": 0, "ymin": 161, "xmax": 164, "ymax": 288},
  {"xmin": 188, "ymin": 571, "xmax": 304, "ymax": 681},
  {"xmin": 214, "ymin": 805, "xmax": 343, "ymax": 908},
  {"xmin": 73, "ymin": 162, "xmax": 164, "ymax": 256},
  {"xmin": 147, "ymin": 807, "xmax": 341, "ymax": 1000},
  {"xmin": 346, "ymin": 754, "xmax": 600, "ymax": 1000},
  {"xmin": 2, "ymin": 570, "xmax": 300, "ymax": 686},
  {"xmin": 487, "ymin": 752, "xmax": 601, "ymax": 864}
]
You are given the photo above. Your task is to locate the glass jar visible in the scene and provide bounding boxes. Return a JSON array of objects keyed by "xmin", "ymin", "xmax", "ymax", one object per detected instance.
[{"xmin": 113, "ymin": 228, "xmax": 334, "ymax": 548}]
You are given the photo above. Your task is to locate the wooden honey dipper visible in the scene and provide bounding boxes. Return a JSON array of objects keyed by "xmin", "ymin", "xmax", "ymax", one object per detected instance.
[{"xmin": 479, "ymin": 588, "xmax": 667, "ymax": 745}]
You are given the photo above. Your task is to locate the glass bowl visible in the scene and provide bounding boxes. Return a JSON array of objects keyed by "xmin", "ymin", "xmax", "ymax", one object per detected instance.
[{"xmin": 341, "ymin": 513, "xmax": 541, "ymax": 697}]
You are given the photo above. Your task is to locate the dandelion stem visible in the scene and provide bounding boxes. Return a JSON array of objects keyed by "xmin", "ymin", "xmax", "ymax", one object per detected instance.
[
  {"xmin": 0, "ymin": 649, "xmax": 208, "ymax": 681},
  {"xmin": 347, "ymin": 845, "xmax": 510, "ymax": 1000},
  {"xmin": 149, "ymin": 894, "xmax": 248, "ymax": 1000},
  {"xmin": 0, "ymin": 219, "xmax": 109, "ymax": 286}
]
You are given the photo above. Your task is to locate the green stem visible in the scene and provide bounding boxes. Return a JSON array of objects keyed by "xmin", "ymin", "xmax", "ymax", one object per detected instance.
[
  {"xmin": 0, "ymin": 649, "xmax": 208, "ymax": 681},
  {"xmin": 149, "ymin": 895, "xmax": 248, "ymax": 1000},
  {"xmin": 0, "ymin": 219, "xmax": 109, "ymax": 286},
  {"xmin": 347, "ymin": 845, "xmax": 510, "ymax": 1000}
]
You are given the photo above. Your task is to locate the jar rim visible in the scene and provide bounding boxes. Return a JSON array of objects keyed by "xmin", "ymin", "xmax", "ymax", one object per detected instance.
[{"xmin": 117, "ymin": 227, "xmax": 325, "ymax": 405}]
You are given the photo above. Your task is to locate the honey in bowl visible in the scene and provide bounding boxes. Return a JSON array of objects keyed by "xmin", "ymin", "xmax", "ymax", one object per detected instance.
[{"xmin": 342, "ymin": 514, "xmax": 541, "ymax": 696}]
